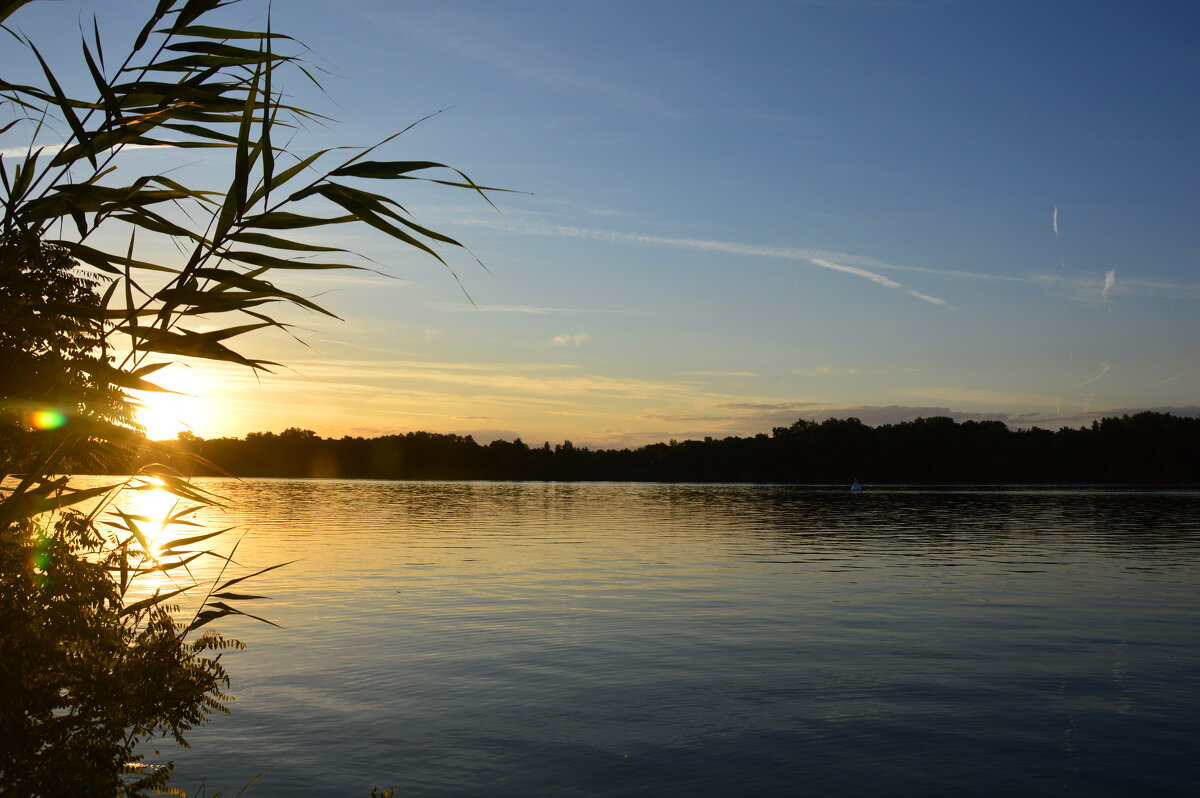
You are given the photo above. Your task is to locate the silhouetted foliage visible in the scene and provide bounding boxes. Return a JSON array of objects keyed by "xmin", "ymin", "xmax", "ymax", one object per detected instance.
[
  {"xmin": 0, "ymin": 236, "xmax": 137, "ymax": 475},
  {"xmin": 143, "ymin": 412, "xmax": 1200, "ymax": 484},
  {"xmin": 0, "ymin": 510, "xmax": 241, "ymax": 796},
  {"xmin": 1, "ymin": 0, "xmax": 497, "ymax": 791}
]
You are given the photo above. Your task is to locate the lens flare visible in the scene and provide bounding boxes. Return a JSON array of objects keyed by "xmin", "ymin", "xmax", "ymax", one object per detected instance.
[{"xmin": 30, "ymin": 409, "xmax": 67, "ymax": 430}]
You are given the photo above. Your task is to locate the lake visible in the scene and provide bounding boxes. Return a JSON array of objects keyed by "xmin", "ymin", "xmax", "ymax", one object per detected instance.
[{"xmin": 110, "ymin": 479, "xmax": 1200, "ymax": 796}]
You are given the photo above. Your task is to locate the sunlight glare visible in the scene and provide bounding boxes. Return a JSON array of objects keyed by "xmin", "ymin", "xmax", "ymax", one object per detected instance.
[
  {"xmin": 116, "ymin": 477, "xmax": 177, "ymax": 557},
  {"xmin": 115, "ymin": 477, "xmax": 193, "ymax": 596},
  {"xmin": 132, "ymin": 365, "xmax": 211, "ymax": 441}
]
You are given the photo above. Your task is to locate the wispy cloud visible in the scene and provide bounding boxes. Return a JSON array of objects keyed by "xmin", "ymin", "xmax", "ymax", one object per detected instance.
[
  {"xmin": 551, "ymin": 332, "xmax": 589, "ymax": 346},
  {"xmin": 1078, "ymin": 362, "xmax": 1111, "ymax": 387},
  {"xmin": 716, "ymin": 401, "xmax": 825, "ymax": 411},
  {"xmin": 640, "ymin": 413, "xmax": 743, "ymax": 423},
  {"xmin": 793, "ymin": 367, "xmax": 846, "ymax": 377},
  {"xmin": 674, "ymin": 370, "xmax": 760, "ymax": 377},
  {"xmin": 270, "ymin": 357, "xmax": 698, "ymax": 403},
  {"xmin": 901, "ymin": 385, "xmax": 1064, "ymax": 407},
  {"xmin": 394, "ymin": 9, "xmax": 686, "ymax": 119},
  {"xmin": 0, "ymin": 142, "xmax": 168, "ymax": 158},
  {"xmin": 186, "ymin": 354, "xmax": 719, "ymax": 439},
  {"xmin": 288, "ymin": 357, "xmax": 580, "ymax": 376},
  {"xmin": 427, "ymin": 301, "xmax": 634, "ymax": 315},
  {"xmin": 275, "ymin": 271, "xmax": 395, "ymax": 289},
  {"xmin": 792, "ymin": 366, "xmax": 918, "ymax": 377},
  {"xmin": 1102, "ymin": 270, "xmax": 1117, "ymax": 302}
]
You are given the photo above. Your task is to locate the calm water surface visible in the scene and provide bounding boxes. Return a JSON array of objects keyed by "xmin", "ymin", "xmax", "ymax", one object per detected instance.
[{"xmin": 113, "ymin": 480, "xmax": 1200, "ymax": 796}]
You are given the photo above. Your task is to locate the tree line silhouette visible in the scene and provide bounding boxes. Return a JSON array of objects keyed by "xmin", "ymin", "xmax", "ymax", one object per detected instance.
[{"xmin": 124, "ymin": 411, "xmax": 1200, "ymax": 484}]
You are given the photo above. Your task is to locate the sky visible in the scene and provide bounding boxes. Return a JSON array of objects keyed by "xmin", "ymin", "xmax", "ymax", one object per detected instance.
[{"xmin": 3, "ymin": 0, "xmax": 1199, "ymax": 448}]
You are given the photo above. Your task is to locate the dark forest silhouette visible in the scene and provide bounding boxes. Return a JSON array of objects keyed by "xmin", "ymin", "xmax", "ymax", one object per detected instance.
[{"xmin": 120, "ymin": 411, "xmax": 1200, "ymax": 484}]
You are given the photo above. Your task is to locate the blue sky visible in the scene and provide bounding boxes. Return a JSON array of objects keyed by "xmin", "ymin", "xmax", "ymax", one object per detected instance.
[{"xmin": 4, "ymin": 0, "xmax": 1198, "ymax": 446}]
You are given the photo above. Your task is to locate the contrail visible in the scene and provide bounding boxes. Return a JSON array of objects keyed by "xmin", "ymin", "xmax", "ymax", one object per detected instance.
[
  {"xmin": 810, "ymin": 258, "xmax": 903, "ymax": 290},
  {"xmin": 453, "ymin": 218, "xmax": 1200, "ymax": 301},
  {"xmin": 1053, "ymin": 206, "xmax": 1059, "ymax": 237},
  {"xmin": 808, "ymin": 258, "xmax": 951, "ymax": 308},
  {"xmin": 1078, "ymin": 362, "xmax": 1111, "ymax": 387},
  {"xmin": 1102, "ymin": 269, "xmax": 1116, "ymax": 301},
  {"xmin": 906, "ymin": 289, "xmax": 949, "ymax": 306},
  {"xmin": 1150, "ymin": 370, "xmax": 1188, "ymax": 389}
]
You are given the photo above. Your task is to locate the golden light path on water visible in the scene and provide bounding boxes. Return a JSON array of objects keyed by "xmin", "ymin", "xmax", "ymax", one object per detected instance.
[{"xmin": 100, "ymin": 476, "xmax": 235, "ymax": 608}]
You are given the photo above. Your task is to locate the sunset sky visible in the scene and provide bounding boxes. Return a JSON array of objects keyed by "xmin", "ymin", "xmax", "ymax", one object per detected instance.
[{"xmin": 4, "ymin": 0, "xmax": 1198, "ymax": 447}]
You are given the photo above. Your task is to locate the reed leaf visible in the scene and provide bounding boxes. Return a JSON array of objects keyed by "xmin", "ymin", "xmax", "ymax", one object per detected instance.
[
  {"xmin": 0, "ymin": 0, "xmax": 36, "ymax": 24},
  {"xmin": 169, "ymin": 24, "xmax": 292, "ymax": 41},
  {"xmin": 158, "ymin": 529, "xmax": 230, "ymax": 553},
  {"xmin": 109, "ymin": 508, "xmax": 154, "ymax": 557},
  {"xmin": 79, "ymin": 35, "xmax": 120, "ymax": 121},
  {"xmin": 26, "ymin": 41, "xmax": 93, "ymax": 166},
  {"xmin": 120, "ymin": 587, "xmax": 194, "ymax": 617},
  {"xmin": 0, "ymin": 481, "xmax": 119, "ymax": 524},
  {"xmin": 123, "ymin": 327, "xmax": 277, "ymax": 370},
  {"xmin": 72, "ymin": 358, "xmax": 177, "ymax": 392},
  {"xmin": 61, "ymin": 241, "xmax": 183, "ymax": 275},
  {"xmin": 141, "ymin": 551, "xmax": 205, "ymax": 573},
  {"xmin": 215, "ymin": 560, "xmax": 295, "ymax": 593},
  {"xmin": 227, "ymin": 230, "xmax": 344, "ymax": 252},
  {"xmin": 219, "ymin": 249, "xmax": 365, "ymax": 271},
  {"xmin": 313, "ymin": 183, "xmax": 450, "ymax": 267},
  {"xmin": 204, "ymin": 601, "xmax": 281, "ymax": 627},
  {"xmin": 1, "ymin": 1, "xmax": 503, "ymax": 787},
  {"xmin": 241, "ymin": 210, "xmax": 356, "ymax": 229}
]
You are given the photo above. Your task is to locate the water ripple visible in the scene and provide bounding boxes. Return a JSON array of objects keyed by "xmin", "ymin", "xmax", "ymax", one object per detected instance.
[{"xmin": 87, "ymin": 480, "xmax": 1200, "ymax": 797}]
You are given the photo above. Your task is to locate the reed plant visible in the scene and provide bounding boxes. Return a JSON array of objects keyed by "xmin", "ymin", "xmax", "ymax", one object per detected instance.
[{"xmin": 0, "ymin": 0, "xmax": 499, "ymax": 792}]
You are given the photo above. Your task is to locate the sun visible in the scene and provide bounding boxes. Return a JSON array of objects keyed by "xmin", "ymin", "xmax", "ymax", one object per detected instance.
[{"xmin": 132, "ymin": 364, "xmax": 210, "ymax": 441}]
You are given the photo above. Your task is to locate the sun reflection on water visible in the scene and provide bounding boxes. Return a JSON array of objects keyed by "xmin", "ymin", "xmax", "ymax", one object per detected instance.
[{"xmin": 108, "ymin": 476, "xmax": 211, "ymax": 601}]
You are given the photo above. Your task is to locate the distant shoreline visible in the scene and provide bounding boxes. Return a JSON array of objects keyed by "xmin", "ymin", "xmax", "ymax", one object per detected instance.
[
  {"xmin": 102, "ymin": 411, "xmax": 1200, "ymax": 485},
  {"xmin": 75, "ymin": 474, "xmax": 1200, "ymax": 490}
]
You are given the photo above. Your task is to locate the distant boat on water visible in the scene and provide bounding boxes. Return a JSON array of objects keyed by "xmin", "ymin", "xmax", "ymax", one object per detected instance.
[{"xmin": 851, "ymin": 478, "xmax": 862, "ymax": 492}]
